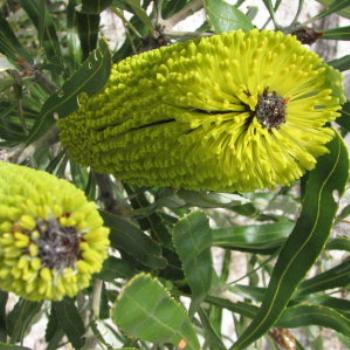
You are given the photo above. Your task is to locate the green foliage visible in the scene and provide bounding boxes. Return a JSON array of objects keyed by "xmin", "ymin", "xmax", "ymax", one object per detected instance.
[
  {"xmin": 112, "ymin": 274, "xmax": 200, "ymax": 349},
  {"xmin": 0, "ymin": 1, "xmax": 349, "ymax": 349}
]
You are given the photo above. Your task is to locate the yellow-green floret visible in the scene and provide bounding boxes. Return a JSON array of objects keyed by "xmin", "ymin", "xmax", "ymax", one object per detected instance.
[
  {"xmin": 58, "ymin": 29, "xmax": 345, "ymax": 192},
  {"xmin": 0, "ymin": 162, "xmax": 110, "ymax": 301}
]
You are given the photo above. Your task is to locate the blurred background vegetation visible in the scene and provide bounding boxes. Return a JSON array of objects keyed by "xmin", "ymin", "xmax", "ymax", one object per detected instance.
[{"xmin": 0, "ymin": 0, "xmax": 349, "ymax": 349}]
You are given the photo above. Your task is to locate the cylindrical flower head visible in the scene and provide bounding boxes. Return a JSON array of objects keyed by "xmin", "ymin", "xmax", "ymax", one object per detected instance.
[
  {"xmin": 58, "ymin": 29, "xmax": 345, "ymax": 192},
  {"xmin": 0, "ymin": 162, "xmax": 110, "ymax": 301}
]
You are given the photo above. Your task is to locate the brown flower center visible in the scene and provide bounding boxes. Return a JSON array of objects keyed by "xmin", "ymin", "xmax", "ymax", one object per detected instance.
[
  {"xmin": 255, "ymin": 88, "xmax": 286, "ymax": 129},
  {"xmin": 34, "ymin": 218, "xmax": 82, "ymax": 270}
]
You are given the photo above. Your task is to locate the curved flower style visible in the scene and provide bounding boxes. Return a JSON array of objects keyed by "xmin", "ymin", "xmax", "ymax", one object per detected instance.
[
  {"xmin": 58, "ymin": 29, "xmax": 345, "ymax": 192},
  {"xmin": 0, "ymin": 162, "xmax": 110, "ymax": 301}
]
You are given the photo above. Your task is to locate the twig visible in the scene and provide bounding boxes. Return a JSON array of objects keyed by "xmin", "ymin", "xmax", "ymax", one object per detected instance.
[
  {"xmin": 159, "ymin": 0, "xmax": 203, "ymax": 30},
  {"xmin": 7, "ymin": 70, "xmax": 27, "ymax": 133},
  {"xmin": 83, "ymin": 279, "xmax": 103, "ymax": 350},
  {"xmin": 17, "ymin": 60, "xmax": 58, "ymax": 94},
  {"xmin": 162, "ymin": 30, "xmax": 210, "ymax": 38},
  {"xmin": 8, "ymin": 126, "xmax": 59, "ymax": 163},
  {"xmin": 95, "ymin": 173, "xmax": 122, "ymax": 213}
]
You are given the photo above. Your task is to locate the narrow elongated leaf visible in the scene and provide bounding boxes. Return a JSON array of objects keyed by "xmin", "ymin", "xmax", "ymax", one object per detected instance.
[
  {"xmin": 206, "ymin": 296, "xmax": 257, "ymax": 319},
  {"xmin": 82, "ymin": 0, "xmax": 113, "ymax": 13},
  {"xmin": 0, "ymin": 15, "xmax": 31, "ymax": 61},
  {"xmin": 207, "ymin": 296, "xmax": 350, "ymax": 337},
  {"xmin": 45, "ymin": 307, "xmax": 60, "ymax": 342},
  {"xmin": 322, "ymin": 26, "xmax": 350, "ymax": 40},
  {"xmin": 212, "ymin": 219, "xmax": 294, "ymax": 254},
  {"xmin": 317, "ymin": 0, "xmax": 350, "ymax": 18},
  {"xmin": 7, "ymin": 300, "xmax": 42, "ymax": 343},
  {"xmin": 232, "ymin": 260, "xmax": 350, "ymax": 302},
  {"xmin": 26, "ymin": 39, "xmax": 111, "ymax": 144},
  {"xmin": 0, "ymin": 292, "xmax": 7, "ymax": 342},
  {"xmin": 76, "ymin": 10, "xmax": 100, "ymax": 60},
  {"xmin": 45, "ymin": 307, "xmax": 64, "ymax": 350},
  {"xmin": 205, "ymin": 0, "xmax": 254, "ymax": 33},
  {"xmin": 329, "ymin": 55, "xmax": 350, "ymax": 71},
  {"xmin": 313, "ymin": 296, "xmax": 350, "ymax": 318},
  {"xmin": 112, "ymin": 274, "xmax": 200, "ymax": 350},
  {"xmin": 278, "ymin": 304, "xmax": 350, "ymax": 336},
  {"xmin": 173, "ymin": 212, "xmax": 213, "ymax": 312},
  {"xmin": 0, "ymin": 344, "xmax": 31, "ymax": 350},
  {"xmin": 327, "ymin": 237, "xmax": 350, "ymax": 251},
  {"xmin": 296, "ymin": 260, "xmax": 350, "ymax": 297},
  {"xmin": 124, "ymin": 185, "xmax": 173, "ymax": 247},
  {"xmin": 100, "ymin": 211, "xmax": 167, "ymax": 269},
  {"xmin": 52, "ymin": 298, "xmax": 86, "ymax": 349},
  {"xmin": 17, "ymin": 0, "xmax": 63, "ymax": 65},
  {"xmin": 125, "ymin": 0, "xmax": 154, "ymax": 32},
  {"xmin": 198, "ymin": 307, "xmax": 226, "ymax": 350},
  {"xmin": 232, "ymin": 134, "xmax": 349, "ymax": 350},
  {"xmin": 161, "ymin": 0, "xmax": 191, "ymax": 19}
]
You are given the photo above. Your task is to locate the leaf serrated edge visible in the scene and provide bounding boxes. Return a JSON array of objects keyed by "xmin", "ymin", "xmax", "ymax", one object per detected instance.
[{"xmin": 112, "ymin": 273, "xmax": 200, "ymax": 350}]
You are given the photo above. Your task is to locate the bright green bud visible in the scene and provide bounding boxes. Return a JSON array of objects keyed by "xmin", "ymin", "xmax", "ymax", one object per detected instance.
[
  {"xmin": 0, "ymin": 162, "xmax": 110, "ymax": 301},
  {"xmin": 58, "ymin": 29, "xmax": 345, "ymax": 192}
]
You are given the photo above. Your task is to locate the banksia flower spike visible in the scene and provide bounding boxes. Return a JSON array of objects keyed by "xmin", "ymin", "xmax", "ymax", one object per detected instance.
[
  {"xmin": 0, "ymin": 162, "xmax": 110, "ymax": 301},
  {"xmin": 59, "ymin": 29, "xmax": 345, "ymax": 192}
]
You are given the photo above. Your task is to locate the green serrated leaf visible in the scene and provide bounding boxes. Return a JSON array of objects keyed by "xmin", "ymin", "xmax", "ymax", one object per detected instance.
[
  {"xmin": 322, "ymin": 26, "xmax": 350, "ymax": 40},
  {"xmin": 173, "ymin": 212, "xmax": 213, "ymax": 313},
  {"xmin": 205, "ymin": 0, "xmax": 254, "ymax": 33},
  {"xmin": 112, "ymin": 273, "xmax": 200, "ymax": 350},
  {"xmin": 232, "ymin": 133, "xmax": 349, "ymax": 350},
  {"xmin": 212, "ymin": 219, "xmax": 294, "ymax": 254},
  {"xmin": 26, "ymin": 39, "xmax": 111, "ymax": 144},
  {"xmin": 52, "ymin": 298, "xmax": 86, "ymax": 349},
  {"xmin": 100, "ymin": 210, "xmax": 167, "ymax": 269},
  {"xmin": 7, "ymin": 300, "xmax": 42, "ymax": 343}
]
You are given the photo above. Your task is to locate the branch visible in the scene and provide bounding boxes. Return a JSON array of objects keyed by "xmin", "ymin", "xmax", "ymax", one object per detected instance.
[
  {"xmin": 95, "ymin": 173, "xmax": 121, "ymax": 213},
  {"xmin": 8, "ymin": 126, "xmax": 59, "ymax": 163},
  {"xmin": 18, "ymin": 60, "xmax": 58, "ymax": 94},
  {"xmin": 83, "ymin": 279, "xmax": 103, "ymax": 350},
  {"xmin": 159, "ymin": 0, "xmax": 203, "ymax": 30}
]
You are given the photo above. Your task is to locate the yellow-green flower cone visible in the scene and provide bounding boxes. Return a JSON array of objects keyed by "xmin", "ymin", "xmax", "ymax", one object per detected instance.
[
  {"xmin": 0, "ymin": 162, "xmax": 110, "ymax": 301},
  {"xmin": 58, "ymin": 29, "xmax": 345, "ymax": 192}
]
